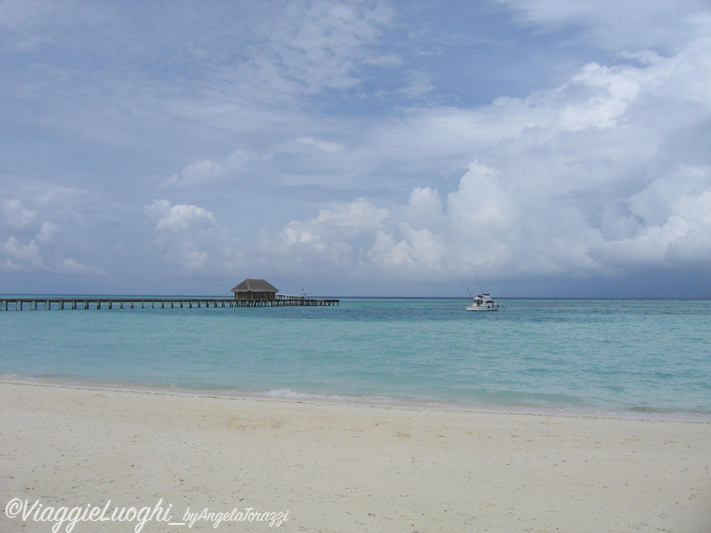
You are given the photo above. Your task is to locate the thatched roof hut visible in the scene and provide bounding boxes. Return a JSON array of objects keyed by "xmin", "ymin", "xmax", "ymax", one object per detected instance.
[{"xmin": 230, "ymin": 279, "xmax": 279, "ymax": 301}]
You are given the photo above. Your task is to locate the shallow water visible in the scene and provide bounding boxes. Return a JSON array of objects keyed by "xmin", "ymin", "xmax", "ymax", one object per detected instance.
[{"xmin": 1, "ymin": 297, "xmax": 710, "ymax": 415}]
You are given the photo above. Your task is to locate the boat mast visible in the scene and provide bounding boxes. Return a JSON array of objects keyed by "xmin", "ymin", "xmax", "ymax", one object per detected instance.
[
  {"xmin": 461, "ymin": 277, "xmax": 473, "ymax": 298},
  {"xmin": 475, "ymin": 274, "xmax": 485, "ymax": 294}
]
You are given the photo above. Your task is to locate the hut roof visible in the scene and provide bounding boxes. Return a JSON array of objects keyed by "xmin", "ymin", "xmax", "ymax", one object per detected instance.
[{"xmin": 230, "ymin": 279, "xmax": 279, "ymax": 294}]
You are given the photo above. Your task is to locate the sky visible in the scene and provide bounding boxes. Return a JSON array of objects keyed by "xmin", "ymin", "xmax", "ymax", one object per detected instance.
[{"xmin": 2, "ymin": 0, "xmax": 711, "ymax": 297}]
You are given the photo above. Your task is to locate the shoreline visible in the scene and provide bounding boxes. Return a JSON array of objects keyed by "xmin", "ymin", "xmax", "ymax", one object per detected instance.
[
  {"xmin": 2, "ymin": 380, "xmax": 711, "ymax": 532},
  {"xmin": 3, "ymin": 376, "xmax": 710, "ymax": 422},
  {"xmin": 3, "ymin": 375, "xmax": 711, "ymax": 422}
]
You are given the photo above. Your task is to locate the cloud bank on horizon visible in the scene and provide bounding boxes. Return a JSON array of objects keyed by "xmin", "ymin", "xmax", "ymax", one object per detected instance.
[{"xmin": 1, "ymin": 0, "xmax": 710, "ymax": 296}]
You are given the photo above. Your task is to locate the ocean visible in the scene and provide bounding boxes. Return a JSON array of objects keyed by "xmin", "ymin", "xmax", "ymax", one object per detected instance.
[{"xmin": 1, "ymin": 297, "xmax": 710, "ymax": 416}]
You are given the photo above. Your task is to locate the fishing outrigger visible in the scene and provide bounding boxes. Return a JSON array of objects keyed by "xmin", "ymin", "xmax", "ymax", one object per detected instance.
[{"xmin": 462, "ymin": 275, "xmax": 503, "ymax": 312}]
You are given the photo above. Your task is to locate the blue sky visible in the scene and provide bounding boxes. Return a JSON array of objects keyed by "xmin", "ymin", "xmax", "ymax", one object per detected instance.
[{"xmin": 2, "ymin": 0, "xmax": 711, "ymax": 297}]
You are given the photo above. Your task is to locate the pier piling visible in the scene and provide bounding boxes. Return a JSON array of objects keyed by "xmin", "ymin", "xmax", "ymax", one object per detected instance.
[{"xmin": 1, "ymin": 296, "xmax": 339, "ymax": 311}]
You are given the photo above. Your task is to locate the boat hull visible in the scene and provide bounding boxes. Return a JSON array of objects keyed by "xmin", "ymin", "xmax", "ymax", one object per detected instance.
[
  {"xmin": 466, "ymin": 304, "xmax": 501, "ymax": 311},
  {"xmin": 465, "ymin": 293, "xmax": 502, "ymax": 311}
]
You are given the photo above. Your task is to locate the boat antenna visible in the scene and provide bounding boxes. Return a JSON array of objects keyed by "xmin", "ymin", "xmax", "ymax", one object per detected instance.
[
  {"xmin": 460, "ymin": 277, "xmax": 473, "ymax": 298},
  {"xmin": 475, "ymin": 274, "xmax": 485, "ymax": 294}
]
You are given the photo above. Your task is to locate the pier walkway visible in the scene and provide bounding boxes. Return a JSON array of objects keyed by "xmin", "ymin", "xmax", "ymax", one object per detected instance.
[{"xmin": 1, "ymin": 296, "xmax": 339, "ymax": 311}]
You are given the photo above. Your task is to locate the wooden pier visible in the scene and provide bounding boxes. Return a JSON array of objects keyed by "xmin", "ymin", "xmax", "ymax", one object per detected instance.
[{"xmin": 1, "ymin": 296, "xmax": 339, "ymax": 311}]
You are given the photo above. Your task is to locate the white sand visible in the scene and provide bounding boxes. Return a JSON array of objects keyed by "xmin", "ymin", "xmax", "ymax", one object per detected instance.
[{"xmin": 1, "ymin": 381, "xmax": 710, "ymax": 532}]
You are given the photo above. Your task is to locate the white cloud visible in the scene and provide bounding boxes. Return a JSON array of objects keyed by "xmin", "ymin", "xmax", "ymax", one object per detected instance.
[
  {"xmin": 161, "ymin": 150, "xmax": 272, "ymax": 188},
  {"xmin": 447, "ymin": 163, "xmax": 520, "ymax": 236},
  {"xmin": 1, "ymin": 236, "xmax": 44, "ymax": 271},
  {"xmin": 597, "ymin": 165, "xmax": 711, "ymax": 266},
  {"xmin": 367, "ymin": 224, "xmax": 446, "ymax": 274},
  {"xmin": 496, "ymin": 0, "xmax": 709, "ymax": 51},
  {"xmin": 398, "ymin": 70, "xmax": 435, "ymax": 100},
  {"xmin": 0, "ymin": 195, "xmax": 98, "ymax": 274},
  {"xmin": 4, "ymin": 1, "xmax": 711, "ymax": 294},
  {"xmin": 297, "ymin": 137, "xmax": 345, "ymax": 153},
  {"xmin": 145, "ymin": 199, "xmax": 216, "ymax": 232},
  {"xmin": 162, "ymin": 160, "xmax": 226, "ymax": 189},
  {"xmin": 401, "ymin": 187, "xmax": 445, "ymax": 231},
  {"xmin": 2, "ymin": 199, "xmax": 37, "ymax": 231},
  {"xmin": 55, "ymin": 257, "xmax": 104, "ymax": 275},
  {"xmin": 266, "ymin": 1, "xmax": 394, "ymax": 95},
  {"xmin": 261, "ymin": 198, "xmax": 390, "ymax": 270},
  {"xmin": 144, "ymin": 199, "xmax": 248, "ymax": 274},
  {"xmin": 250, "ymin": 33, "xmax": 711, "ymax": 284},
  {"xmin": 363, "ymin": 53, "xmax": 402, "ymax": 67},
  {"xmin": 310, "ymin": 198, "xmax": 390, "ymax": 228},
  {"xmin": 36, "ymin": 222, "xmax": 59, "ymax": 244}
]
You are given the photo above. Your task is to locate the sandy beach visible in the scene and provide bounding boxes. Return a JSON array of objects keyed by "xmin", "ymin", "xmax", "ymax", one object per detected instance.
[{"xmin": 1, "ymin": 381, "xmax": 710, "ymax": 532}]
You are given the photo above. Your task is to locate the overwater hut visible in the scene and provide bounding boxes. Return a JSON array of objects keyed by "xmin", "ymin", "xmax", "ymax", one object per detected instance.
[{"xmin": 231, "ymin": 279, "xmax": 279, "ymax": 301}]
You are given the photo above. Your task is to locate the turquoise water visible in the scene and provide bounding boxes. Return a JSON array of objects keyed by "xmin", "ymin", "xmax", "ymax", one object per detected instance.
[{"xmin": 1, "ymin": 298, "xmax": 710, "ymax": 415}]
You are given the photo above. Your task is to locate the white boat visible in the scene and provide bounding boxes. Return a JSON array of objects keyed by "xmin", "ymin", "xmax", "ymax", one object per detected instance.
[{"xmin": 466, "ymin": 293, "xmax": 502, "ymax": 311}]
